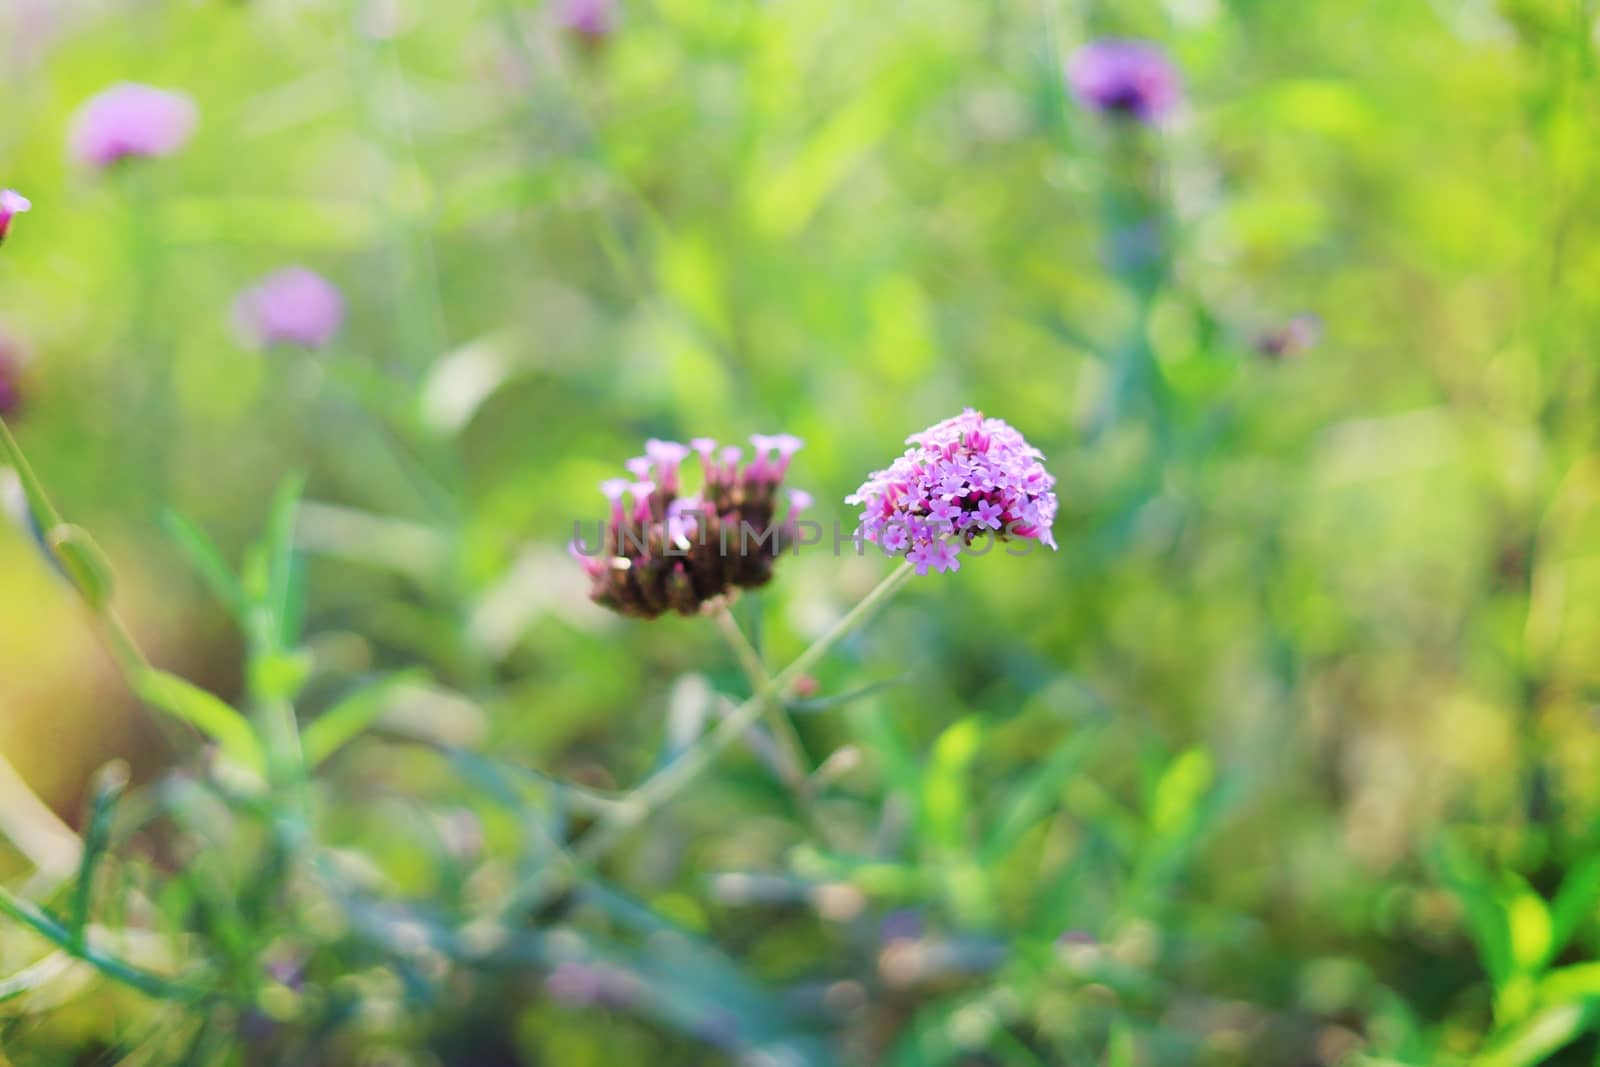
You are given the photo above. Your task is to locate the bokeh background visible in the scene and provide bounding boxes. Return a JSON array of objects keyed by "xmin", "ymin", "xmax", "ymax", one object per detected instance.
[{"xmin": 5, "ymin": 0, "xmax": 1600, "ymax": 1064}]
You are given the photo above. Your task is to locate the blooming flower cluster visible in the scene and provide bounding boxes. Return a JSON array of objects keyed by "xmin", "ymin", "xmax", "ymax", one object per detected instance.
[
  {"xmin": 575, "ymin": 434, "xmax": 810, "ymax": 618},
  {"xmin": 1066, "ymin": 39, "xmax": 1181, "ymax": 125},
  {"xmin": 0, "ymin": 190, "xmax": 30, "ymax": 246},
  {"xmin": 69, "ymin": 83, "xmax": 198, "ymax": 168},
  {"xmin": 235, "ymin": 267, "xmax": 346, "ymax": 350},
  {"xmin": 847, "ymin": 410, "xmax": 1058, "ymax": 576}
]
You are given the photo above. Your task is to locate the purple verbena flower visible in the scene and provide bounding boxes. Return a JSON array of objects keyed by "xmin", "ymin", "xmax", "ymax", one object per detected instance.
[
  {"xmin": 578, "ymin": 432, "xmax": 809, "ymax": 618},
  {"xmin": 234, "ymin": 267, "xmax": 345, "ymax": 350},
  {"xmin": 749, "ymin": 433, "xmax": 804, "ymax": 482},
  {"xmin": 69, "ymin": 83, "xmax": 198, "ymax": 168},
  {"xmin": 559, "ymin": 0, "xmax": 617, "ymax": 41},
  {"xmin": 929, "ymin": 539, "xmax": 962, "ymax": 574},
  {"xmin": 1066, "ymin": 39, "xmax": 1181, "ymax": 124},
  {"xmin": 973, "ymin": 499, "xmax": 1005, "ymax": 531},
  {"xmin": 936, "ymin": 470, "xmax": 968, "ymax": 499},
  {"xmin": 0, "ymin": 190, "xmax": 30, "ymax": 246},
  {"xmin": 905, "ymin": 540, "xmax": 957, "ymax": 577},
  {"xmin": 646, "ymin": 438, "xmax": 692, "ymax": 492},
  {"xmin": 926, "ymin": 497, "xmax": 961, "ymax": 526},
  {"xmin": 849, "ymin": 409, "xmax": 1059, "ymax": 573}
]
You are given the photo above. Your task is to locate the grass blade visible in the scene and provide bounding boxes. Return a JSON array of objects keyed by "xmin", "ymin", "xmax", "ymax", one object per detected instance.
[{"xmin": 133, "ymin": 670, "xmax": 265, "ymax": 775}]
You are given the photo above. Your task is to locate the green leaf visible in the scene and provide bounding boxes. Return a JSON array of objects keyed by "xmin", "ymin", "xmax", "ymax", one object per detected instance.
[
  {"xmin": 1149, "ymin": 747, "xmax": 1214, "ymax": 838},
  {"xmin": 1435, "ymin": 839, "xmax": 1513, "ymax": 988},
  {"xmin": 1539, "ymin": 962, "xmax": 1600, "ymax": 1005},
  {"xmin": 302, "ymin": 670, "xmax": 431, "ymax": 768},
  {"xmin": 1507, "ymin": 892, "xmax": 1553, "ymax": 975},
  {"xmin": 132, "ymin": 670, "xmax": 264, "ymax": 774},
  {"xmin": 1548, "ymin": 854, "xmax": 1600, "ymax": 962},
  {"xmin": 0, "ymin": 952, "xmax": 74, "ymax": 1005},
  {"xmin": 1106, "ymin": 1021, "xmax": 1136, "ymax": 1067},
  {"xmin": 46, "ymin": 524, "xmax": 116, "ymax": 610},
  {"xmin": 922, "ymin": 717, "xmax": 982, "ymax": 853},
  {"xmin": 248, "ymin": 648, "xmax": 315, "ymax": 706},
  {"xmin": 786, "ymin": 674, "xmax": 914, "ymax": 714},
  {"xmin": 983, "ymin": 725, "xmax": 1103, "ymax": 864},
  {"xmin": 844, "ymin": 701, "xmax": 919, "ymax": 797},
  {"xmin": 1474, "ymin": 1001, "xmax": 1596, "ymax": 1067},
  {"xmin": 70, "ymin": 761, "xmax": 129, "ymax": 944},
  {"xmin": 263, "ymin": 474, "xmax": 307, "ymax": 649},
  {"xmin": 162, "ymin": 510, "xmax": 249, "ymax": 623}
]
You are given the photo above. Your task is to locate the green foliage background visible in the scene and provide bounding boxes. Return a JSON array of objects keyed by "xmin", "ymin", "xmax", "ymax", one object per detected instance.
[{"xmin": 5, "ymin": 0, "xmax": 1600, "ymax": 1064}]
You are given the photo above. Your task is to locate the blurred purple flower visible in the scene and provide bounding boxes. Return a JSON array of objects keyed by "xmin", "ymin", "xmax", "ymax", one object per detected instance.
[
  {"xmin": 69, "ymin": 83, "xmax": 198, "ymax": 168},
  {"xmin": 848, "ymin": 409, "xmax": 1058, "ymax": 576},
  {"xmin": 544, "ymin": 960, "xmax": 639, "ymax": 1009},
  {"xmin": 559, "ymin": 0, "xmax": 617, "ymax": 39},
  {"xmin": 1256, "ymin": 312, "xmax": 1323, "ymax": 361},
  {"xmin": 0, "ymin": 326, "xmax": 28, "ymax": 418},
  {"xmin": 0, "ymin": 190, "xmax": 30, "ymax": 245},
  {"xmin": 1066, "ymin": 39, "xmax": 1181, "ymax": 124},
  {"xmin": 879, "ymin": 909, "xmax": 925, "ymax": 944},
  {"xmin": 235, "ymin": 268, "xmax": 345, "ymax": 350}
]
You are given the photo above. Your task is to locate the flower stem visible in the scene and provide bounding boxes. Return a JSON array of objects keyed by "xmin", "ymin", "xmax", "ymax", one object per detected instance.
[
  {"xmin": 0, "ymin": 885, "xmax": 207, "ymax": 1004},
  {"xmin": 0, "ymin": 414, "xmax": 63, "ymax": 530},
  {"xmin": 712, "ymin": 605, "xmax": 811, "ymax": 791},
  {"xmin": 0, "ymin": 415, "xmax": 177, "ymax": 741},
  {"xmin": 573, "ymin": 564, "xmax": 916, "ymax": 867}
]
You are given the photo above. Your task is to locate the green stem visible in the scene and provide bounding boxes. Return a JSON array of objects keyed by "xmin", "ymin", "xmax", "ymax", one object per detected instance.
[
  {"xmin": 712, "ymin": 605, "xmax": 811, "ymax": 790},
  {"xmin": 573, "ymin": 564, "xmax": 915, "ymax": 867},
  {"xmin": 0, "ymin": 416, "xmax": 192, "ymax": 753},
  {"xmin": 0, "ymin": 886, "xmax": 207, "ymax": 1004},
  {"xmin": 0, "ymin": 415, "xmax": 64, "ymax": 529},
  {"xmin": 0, "ymin": 417, "xmax": 152, "ymax": 679}
]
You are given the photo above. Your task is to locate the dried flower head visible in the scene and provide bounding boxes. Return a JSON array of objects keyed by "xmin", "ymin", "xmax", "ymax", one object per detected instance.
[
  {"xmin": 1066, "ymin": 39, "xmax": 1181, "ymax": 125},
  {"xmin": 848, "ymin": 409, "xmax": 1058, "ymax": 576},
  {"xmin": 69, "ymin": 83, "xmax": 198, "ymax": 168},
  {"xmin": 0, "ymin": 190, "xmax": 31, "ymax": 246},
  {"xmin": 575, "ymin": 434, "xmax": 809, "ymax": 619},
  {"xmin": 235, "ymin": 268, "xmax": 346, "ymax": 350}
]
